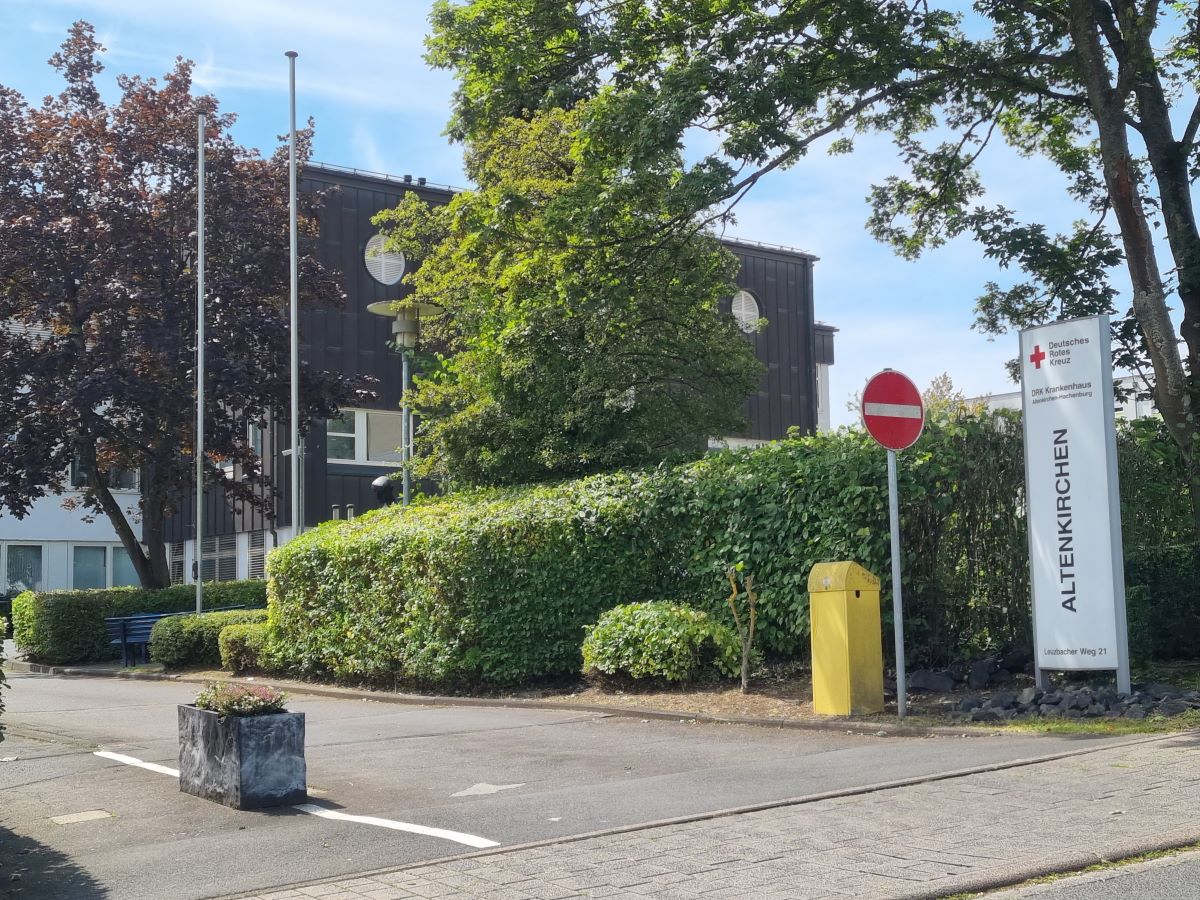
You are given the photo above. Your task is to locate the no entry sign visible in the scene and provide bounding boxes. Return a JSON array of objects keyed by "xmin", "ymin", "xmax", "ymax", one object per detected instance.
[{"xmin": 862, "ymin": 370, "xmax": 924, "ymax": 451}]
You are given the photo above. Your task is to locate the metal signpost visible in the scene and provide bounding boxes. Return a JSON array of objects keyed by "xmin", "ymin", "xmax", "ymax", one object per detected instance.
[
  {"xmin": 1019, "ymin": 315, "xmax": 1130, "ymax": 694},
  {"xmin": 195, "ymin": 113, "xmax": 205, "ymax": 614},
  {"xmin": 861, "ymin": 369, "xmax": 925, "ymax": 719}
]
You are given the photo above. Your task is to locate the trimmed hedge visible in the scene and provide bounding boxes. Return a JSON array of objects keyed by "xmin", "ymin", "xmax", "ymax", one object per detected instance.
[
  {"xmin": 268, "ymin": 414, "xmax": 1199, "ymax": 688},
  {"xmin": 582, "ymin": 602, "xmax": 740, "ymax": 685},
  {"xmin": 12, "ymin": 581, "xmax": 267, "ymax": 665},
  {"xmin": 149, "ymin": 610, "xmax": 269, "ymax": 669},
  {"xmin": 219, "ymin": 622, "xmax": 272, "ymax": 674}
]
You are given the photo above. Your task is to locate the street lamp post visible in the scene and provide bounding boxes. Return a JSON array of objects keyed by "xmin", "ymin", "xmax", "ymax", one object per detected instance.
[{"xmin": 366, "ymin": 301, "xmax": 441, "ymax": 506}]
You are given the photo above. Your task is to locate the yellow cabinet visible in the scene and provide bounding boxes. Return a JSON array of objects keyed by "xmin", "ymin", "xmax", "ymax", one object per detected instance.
[{"xmin": 808, "ymin": 561, "xmax": 884, "ymax": 716}]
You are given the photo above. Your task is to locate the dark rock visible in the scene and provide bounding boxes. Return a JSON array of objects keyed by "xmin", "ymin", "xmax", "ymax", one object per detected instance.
[
  {"xmin": 1017, "ymin": 686, "xmax": 1041, "ymax": 707},
  {"xmin": 947, "ymin": 660, "xmax": 969, "ymax": 683},
  {"xmin": 990, "ymin": 669, "xmax": 1014, "ymax": 685},
  {"xmin": 985, "ymin": 691, "xmax": 1018, "ymax": 710},
  {"xmin": 1038, "ymin": 704, "xmax": 1061, "ymax": 718},
  {"xmin": 1064, "ymin": 708, "xmax": 1083, "ymax": 719},
  {"xmin": 957, "ymin": 697, "xmax": 984, "ymax": 713},
  {"xmin": 1083, "ymin": 704, "xmax": 1106, "ymax": 718},
  {"xmin": 909, "ymin": 670, "xmax": 955, "ymax": 693},
  {"xmin": 1069, "ymin": 691, "xmax": 1092, "ymax": 711},
  {"xmin": 1123, "ymin": 705, "xmax": 1148, "ymax": 720},
  {"xmin": 1103, "ymin": 710, "xmax": 1122, "ymax": 719},
  {"xmin": 999, "ymin": 648, "xmax": 1031, "ymax": 673},
  {"xmin": 1158, "ymin": 699, "xmax": 1191, "ymax": 717},
  {"xmin": 1041, "ymin": 690, "xmax": 1062, "ymax": 706},
  {"xmin": 968, "ymin": 659, "xmax": 994, "ymax": 690},
  {"xmin": 1142, "ymin": 683, "xmax": 1181, "ymax": 701},
  {"xmin": 970, "ymin": 707, "xmax": 1004, "ymax": 723}
]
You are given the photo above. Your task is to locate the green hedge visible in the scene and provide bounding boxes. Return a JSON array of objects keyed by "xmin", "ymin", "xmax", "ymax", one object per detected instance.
[
  {"xmin": 150, "ymin": 610, "xmax": 269, "ymax": 669},
  {"xmin": 582, "ymin": 602, "xmax": 740, "ymax": 685},
  {"xmin": 12, "ymin": 581, "xmax": 267, "ymax": 665},
  {"xmin": 269, "ymin": 472, "xmax": 684, "ymax": 686},
  {"xmin": 268, "ymin": 413, "xmax": 1198, "ymax": 688},
  {"xmin": 219, "ymin": 622, "xmax": 273, "ymax": 674}
]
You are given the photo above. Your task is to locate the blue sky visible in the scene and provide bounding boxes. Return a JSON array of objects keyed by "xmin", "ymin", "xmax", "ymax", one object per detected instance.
[{"xmin": 1, "ymin": 0, "xmax": 1109, "ymax": 426}]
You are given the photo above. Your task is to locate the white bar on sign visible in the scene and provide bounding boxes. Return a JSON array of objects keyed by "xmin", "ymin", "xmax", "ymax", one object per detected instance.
[{"xmin": 863, "ymin": 402, "xmax": 923, "ymax": 419}]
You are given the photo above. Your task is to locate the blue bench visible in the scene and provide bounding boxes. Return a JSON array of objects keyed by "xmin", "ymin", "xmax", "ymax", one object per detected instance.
[{"xmin": 105, "ymin": 605, "xmax": 246, "ymax": 667}]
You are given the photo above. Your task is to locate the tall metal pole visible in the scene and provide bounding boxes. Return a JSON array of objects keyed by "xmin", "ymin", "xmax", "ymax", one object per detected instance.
[
  {"xmin": 286, "ymin": 51, "xmax": 302, "ymax": 538},
  {"xmin": 887, "ymin": 449, "xmax": 906, "ymax": 719},
  {"xmin": 401, "ymin": 350, "xmax": 411, "ymax": 506},
  {"xmin": 195, "ymin": 113, "xmax": 206, "ymax": 614}
]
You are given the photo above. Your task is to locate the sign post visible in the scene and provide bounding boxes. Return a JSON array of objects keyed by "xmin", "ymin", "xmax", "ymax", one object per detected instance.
[
  {"xmin": 861, "ymin": 369, "xmax": 925, "ymax": 719},
  {"xmin": 1019, "ymin": 315, "xmax": 1130, "ymax": 694}
]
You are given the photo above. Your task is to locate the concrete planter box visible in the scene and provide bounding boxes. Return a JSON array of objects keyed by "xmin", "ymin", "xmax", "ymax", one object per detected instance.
[{"xmin": 178, "ymin": 704, "xmax": 306, "ymax": 810}]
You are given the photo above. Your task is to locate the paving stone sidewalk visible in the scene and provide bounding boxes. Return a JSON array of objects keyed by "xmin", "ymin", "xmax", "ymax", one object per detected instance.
[{"xmin": 232, "ymin": 732, "xmax": 1200, "ymax": 900}]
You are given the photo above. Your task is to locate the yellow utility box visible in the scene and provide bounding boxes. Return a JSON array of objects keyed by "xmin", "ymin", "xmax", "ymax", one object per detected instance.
[{"xmin": 809, "ymin": 561, "xmax": 884, "ymax": 716}]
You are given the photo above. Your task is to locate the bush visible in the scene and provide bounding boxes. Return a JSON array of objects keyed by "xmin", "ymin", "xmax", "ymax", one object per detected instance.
[
  {"xmin": 194, "ymin": 683, "xmax": 287, "ymax": 717},
  {"xmin": 11, "ymin": 581, "xmax": 267, "ymax": 665},
  {"xmin": 582, "ymin": 602, "xmax": 740, "ymax": 685},
  {"xmin": 150, "ymin": 610, "xmax": 269, "ymax": 669},
  {"xmin": 219, "ymin": 622, "xmax": 272, "ymax": 674},
  {"xmin": 267, "ymin": 411, "xmax": 1200, "ymax": 690}
]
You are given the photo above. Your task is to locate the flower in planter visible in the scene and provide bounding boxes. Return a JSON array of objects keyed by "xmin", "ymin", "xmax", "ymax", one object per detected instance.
[{"xmin": 194, "ymin": 683, "xmax": 287, "ymax": 717}]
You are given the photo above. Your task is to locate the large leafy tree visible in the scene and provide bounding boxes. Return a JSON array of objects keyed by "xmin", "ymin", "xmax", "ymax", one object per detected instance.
[
  {"xmin": 0, "ymin": 23, "xmax": 364, "ymax": 587},
  {"xmin": 425, "ymin": 0, "xmax": 1200, "ymax": 528},
  {"xmin": 375, "ymin": 104, "xmax": 761, "ymax": 485}
]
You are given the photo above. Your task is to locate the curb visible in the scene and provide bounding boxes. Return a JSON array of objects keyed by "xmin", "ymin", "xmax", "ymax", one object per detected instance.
[
  {"xmin": 208, "ymin": 731, "xmax": 1186, "ymax": 900},
  {"xmin": 3, "ymin": 660, "xmax": 1012, "ymax": 739}
]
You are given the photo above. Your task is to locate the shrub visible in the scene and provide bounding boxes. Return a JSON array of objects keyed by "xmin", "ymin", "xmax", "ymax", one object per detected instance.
[
  {"xmin": 150, "ymin": 610, "xmax": 269, "ymax": 669},
  {"xmin": 193, "ymin": 683, "xmax": 287, "ymax": 717},
  {"xmin": 219, "ymin": 622, "xmax": 272, "ymax": 674},
  {"xmin": 12, "ymin": 581, "xmax": 267, "ymax": 665},
  {"xmin": 582, "ymin": 602, "xmax": 741, "ymax": 685}
]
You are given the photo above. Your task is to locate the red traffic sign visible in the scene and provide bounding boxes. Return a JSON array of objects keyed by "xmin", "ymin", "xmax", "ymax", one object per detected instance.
[{"xmin": 861, "ymin": 370, "xmax": 924, "ymax": 451}]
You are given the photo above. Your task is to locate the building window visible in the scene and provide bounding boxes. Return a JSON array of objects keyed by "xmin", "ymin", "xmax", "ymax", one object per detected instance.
[
  {"xmin": 200, "ymin": 534, "xmax": 237, "ymax": 582},
  {"xmin": 72, "ymin": 546, "xmax": 107, "ymax": 590},
  {"xmin": 112, "ymin": 547, "xmax": 139, "ymax": 587},
  {"xmin": 326, "ymin": 409, "xmax": 405, "ymax": 465},
  {"xmin": 5, "ymin": 544, "xmax": 43, "ymax": 593},
  {"xmin": 730, "ymin": 290, "xmax": 761, "ymax": 334},
  {"xmin": 248, "ymin": 531, "xmax": 269, "ymax": 581},
  {"xmin": 70, "ymin": 457, "xmax": 139, "ymax": 491},
  {"xmin": 169, "ymin": 541, "xmax": 185, "ymax": 585},
  {"xmin": 326, "ymin": 412, "xmax": 357, "ymax": 461},
  {"xmin": 364, "ymin": 233, "xmax": 406, "ymax": 286}
]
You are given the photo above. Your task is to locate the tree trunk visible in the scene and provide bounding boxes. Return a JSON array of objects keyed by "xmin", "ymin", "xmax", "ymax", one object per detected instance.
[{"xmin": 1067, "ymin": 1, "xmax": 1198, "ymax": 540}]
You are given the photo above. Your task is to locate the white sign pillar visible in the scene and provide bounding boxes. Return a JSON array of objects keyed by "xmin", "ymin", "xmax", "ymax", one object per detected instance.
[{"xmin": 1019, "ymin": 315, "xmax": 1130, "ymax": 694}]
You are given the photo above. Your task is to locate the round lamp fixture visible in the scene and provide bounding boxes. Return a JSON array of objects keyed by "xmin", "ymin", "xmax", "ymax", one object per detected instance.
[
  {"xmin": 731, "ymin": 290, "xmax": 761, "ymax": 334},
  {"xmin": 364, "ymin": 233, "xmax": 405, "ymax": 285},
  {"xmin": 366, "ymin": 300, "xmax": 443, "ymax": 350}
]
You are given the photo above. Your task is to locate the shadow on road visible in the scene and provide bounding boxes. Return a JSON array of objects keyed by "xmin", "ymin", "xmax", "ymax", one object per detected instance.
[{"xmin": 0, "ymin": 825, "xmax": 106, "ymax": 899}]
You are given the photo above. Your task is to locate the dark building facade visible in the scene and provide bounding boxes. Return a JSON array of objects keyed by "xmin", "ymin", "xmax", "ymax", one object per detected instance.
[{"xmin": 163, "ymin": 164, "xmax": 833, "ymax": 581}]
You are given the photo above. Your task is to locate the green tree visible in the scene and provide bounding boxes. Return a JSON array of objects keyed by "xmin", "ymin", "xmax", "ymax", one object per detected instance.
[
  {"xmin": 374, "ymin": 105, "xmax": 761, "ymax": 485},
  {"xmin": 0, "ymin": 24, "xmax": 364, "ymax": 586},
  {"xmin": 425, "ymin": 0, "xmax": 1200, "ymax": 529}
]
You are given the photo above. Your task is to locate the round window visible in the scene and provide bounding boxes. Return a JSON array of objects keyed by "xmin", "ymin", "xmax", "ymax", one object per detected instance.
[
  {"xmin": 363, "ymin": 233, "xmax": 406, "ymax": 286},
  {"xmin": 731, "ymin": 290, "xmax": 760, "ymax": 334}
]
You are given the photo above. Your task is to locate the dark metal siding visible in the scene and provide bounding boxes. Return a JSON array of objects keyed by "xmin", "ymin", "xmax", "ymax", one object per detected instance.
[{"xmin": 721, "ymin": 243, "xmax": 818, "ymax": 441}]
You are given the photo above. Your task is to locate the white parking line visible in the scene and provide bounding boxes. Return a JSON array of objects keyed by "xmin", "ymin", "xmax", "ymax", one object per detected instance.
[
  {"xmin": 292, "ymin": 804, "xmax": 499, "ymax": 848},
  {"xmin": 93, "ymin": 750, "xmax": 180, "ymax": 777},
  {"xmin": 91, "ymin": 750, "xmax": 501, "ymax": 849}
]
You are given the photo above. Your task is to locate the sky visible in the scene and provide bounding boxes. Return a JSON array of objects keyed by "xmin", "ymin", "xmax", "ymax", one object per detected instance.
[{"xmin": 0, "ymin": 0, "xmax": 1113, "ymax": 426}]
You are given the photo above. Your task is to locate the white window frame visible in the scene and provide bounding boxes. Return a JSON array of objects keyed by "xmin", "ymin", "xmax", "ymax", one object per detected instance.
[
  {"xmin": 2, "ymin": 541, "xmax": 49, "ymax": 594},
  {"xmin": 325, "ymin": 408, "xmax": 403, "ymax": 468},
  {"xmin": 68, "ymin": 542, "xmax": 142, "ymax": 590}
]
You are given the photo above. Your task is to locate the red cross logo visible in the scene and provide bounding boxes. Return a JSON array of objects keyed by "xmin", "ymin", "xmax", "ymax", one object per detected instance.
[{"xmin": 1029, "ymin": 345, "xmax": 1046, "ymax": 369}]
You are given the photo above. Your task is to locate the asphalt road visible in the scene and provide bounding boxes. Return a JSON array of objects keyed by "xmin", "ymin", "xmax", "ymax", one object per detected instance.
[
  {"xmin": 0, "ymin": 672, "xmax": 1137, "ymax": 900},
  {"xmin": 990, "ymin": 849, "xmax": 1200, "ymax": 898}
]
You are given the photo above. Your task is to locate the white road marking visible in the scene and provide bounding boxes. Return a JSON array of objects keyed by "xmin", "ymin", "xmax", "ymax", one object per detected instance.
[
  {"xmin": 292, "ymin": 804, "xmax": 500, "ymax": 848},
  {"xmin": 93, "ymin": 750, "xmax": 500, "ymax": 849},
  {"xmin": 451, "ymin": 782, "xmax": 526, "ymax": 797},
  {"xmin": 51, "ymin": 810, "xmax": 113, "ymax": 825},
  {"xmin": 863, "ymin": 401, "xmax": 923, "ymax": 419},
  {"xmin": 94, "ymin": 751, "xmax": 180, "ymax": 777}
]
